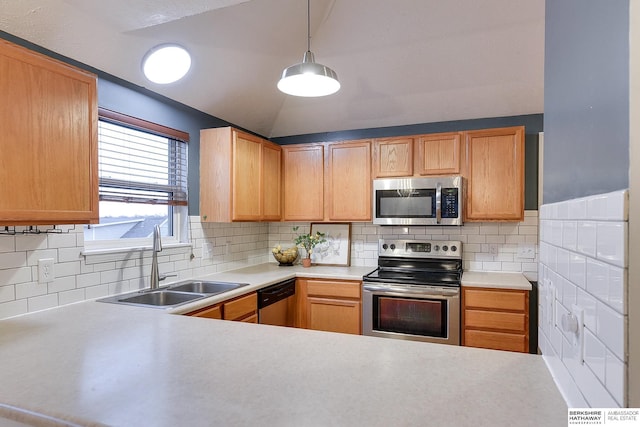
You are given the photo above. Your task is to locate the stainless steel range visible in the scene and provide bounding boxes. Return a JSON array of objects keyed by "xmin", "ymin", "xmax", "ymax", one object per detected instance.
[{"xmin": 362, "ymin": 239, "xmax": 462, "ymax": 345}]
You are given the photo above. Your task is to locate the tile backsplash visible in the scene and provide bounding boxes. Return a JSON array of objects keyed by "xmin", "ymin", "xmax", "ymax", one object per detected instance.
[
  {"xmin": 0, "ymin": 212, "xmax": 538, "ymax": 319},
  {"xmin": 538, "ymin": 190, "xmax": 628, "ymax": 407},
  {"xmin": 0, "ymin": 219, "xmax": 270, "ymax": 319},
  {"xmin": 270, "ymin": 211, "xmax": 539, "ymax": 278}
]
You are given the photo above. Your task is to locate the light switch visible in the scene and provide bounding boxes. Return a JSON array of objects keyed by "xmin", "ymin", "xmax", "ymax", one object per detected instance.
[{"xmin": 517, "ymin": 243, "xmax": 535, "ymax": 258}]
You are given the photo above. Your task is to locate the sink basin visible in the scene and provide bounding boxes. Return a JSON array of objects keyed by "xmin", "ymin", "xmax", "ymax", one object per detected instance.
[
  {"xmin": 97, "ymin": 280, "xmax": 249, "ymax": 308},
  {"xmin": 118, "ymin": 290, "xmax": 206, "ymax": 306},
  {"xmin": 169, "ymin": 281, "xmax": 249, "ymax": 295}
]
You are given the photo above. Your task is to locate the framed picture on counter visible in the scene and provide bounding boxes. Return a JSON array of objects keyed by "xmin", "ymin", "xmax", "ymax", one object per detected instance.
[{"xmin": 310, "ymin": 222, "xmax": 351, "ymax": 266}]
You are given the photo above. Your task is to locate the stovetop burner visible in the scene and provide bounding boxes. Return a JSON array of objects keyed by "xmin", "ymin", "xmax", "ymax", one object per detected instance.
[{"xmin": 363, "ymin": 239, "xmax": 463, "ymax": 288}]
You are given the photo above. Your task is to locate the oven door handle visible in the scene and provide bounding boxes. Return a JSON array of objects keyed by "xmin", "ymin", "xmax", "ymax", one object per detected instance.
[{"xmin": 363, "ymin": 283, "xmax": 459, "ymax": 297}]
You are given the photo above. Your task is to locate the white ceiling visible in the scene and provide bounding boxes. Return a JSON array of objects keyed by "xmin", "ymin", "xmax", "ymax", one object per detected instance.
[{"xmin": 0, "ymin": 0, "xmax": 545, "ymax": 138}]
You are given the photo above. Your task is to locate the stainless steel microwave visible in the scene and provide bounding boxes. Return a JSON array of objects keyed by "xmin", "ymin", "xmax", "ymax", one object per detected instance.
[{"xmin": 372, "ymin": 176, "xmax": 463, "ymax": 226}]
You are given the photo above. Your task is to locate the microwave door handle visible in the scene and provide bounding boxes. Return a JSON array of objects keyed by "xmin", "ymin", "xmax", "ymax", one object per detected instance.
[{"xmin": 435, "ymin": 182, "xmax": 442, "ymax": 224}]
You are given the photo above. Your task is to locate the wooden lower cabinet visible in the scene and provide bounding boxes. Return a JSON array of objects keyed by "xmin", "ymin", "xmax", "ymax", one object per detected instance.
[
  {"xmin": 462, "ymin": 287, "xmax": 529, "ymax": 353},
  {"xmin": 187, "ymin": 292, "xmax": 257, "ymax": 323},
  {"xmin": 190, "ymin": 304, "xmax": 222, "ymax": 320},
  {"xmin": 296, "ymin": 278, "xmax": 361, "ymax": 335}
]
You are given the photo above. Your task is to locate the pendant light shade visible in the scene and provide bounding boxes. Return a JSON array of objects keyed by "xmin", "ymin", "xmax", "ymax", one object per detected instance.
[{"xmin": 278, "ymin": 1, "xmax": 340, "ymax": 97}]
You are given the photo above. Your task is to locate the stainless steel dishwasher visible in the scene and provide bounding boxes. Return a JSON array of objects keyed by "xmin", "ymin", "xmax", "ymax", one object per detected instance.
[{"xmin": 258, "ymin": 278, "xmax": 296, "ymax": 327}]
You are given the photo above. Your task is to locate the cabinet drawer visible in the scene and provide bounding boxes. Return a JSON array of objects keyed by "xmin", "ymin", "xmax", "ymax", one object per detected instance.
[
  {"xmin": 240, "ymin": 313, "xmax": 258, "ymax": 324},
  {"xmin": 464, "ymin": 288, "xmax": 526, "ymax": 311},
  {"xmin": 465, "ymin": 329, "xmax": 528, "ymax": 353},
  {"xmin": 190, "ymin": 304, "xmax": 222, "ymax": 319},
  {"xmin": 306, "ymin": 280, "xmax": 361, "ymax": 299},
  {"xmin": 465, "ymin": 309, "xmax": 527, "ymax": 332},
  {"xmin": 224, "ymin": 292, "xmax": 257, "ymax": 320}
]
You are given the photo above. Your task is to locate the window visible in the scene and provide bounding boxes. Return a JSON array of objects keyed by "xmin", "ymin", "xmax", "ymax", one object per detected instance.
[{"xmin": 84, "ymin": 109, "xmax": 189, "ymax": 250}]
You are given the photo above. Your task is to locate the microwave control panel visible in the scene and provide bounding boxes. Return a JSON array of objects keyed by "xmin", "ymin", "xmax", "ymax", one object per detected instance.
[{"xmin": 441, "ymin": 188, "xmax": 459, "ymax": 218}]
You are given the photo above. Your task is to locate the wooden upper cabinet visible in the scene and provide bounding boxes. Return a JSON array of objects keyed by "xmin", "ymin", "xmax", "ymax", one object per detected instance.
[
  {"xmin": 464, "ymin": 126, "xmax": 525, "ymax": 221},
  {"xmin": 326, "ymin": 140, "xmax": 372, "ymax": 221},
  {"xmin": 282, "ymin": 144, "xmax": 325, "ymax": 221},
  {"xmin": 415, "ymin": 132, "xmax": 461, "ymax": 175},
  {"xmin": 200, "ymin": 127, "xmax": 281, "ymax": 222},
  {"xmin": 261, "ymin": 141, "xmax": 282, "ymax": 221},
  {"xmin": 232, "ymin": 132, "xmax": 262, "ymax": 220},
  {"xmin": 372, "ymin": 137, "xmax": 413, "ymax": 178},
  {"xmin": 0, "ymin": 39, "xmax": 98, "ymax": 225}
]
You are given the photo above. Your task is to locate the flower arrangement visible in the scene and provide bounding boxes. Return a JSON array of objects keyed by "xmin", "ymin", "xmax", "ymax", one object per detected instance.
[{"xmin": 293, "ymin": 226, "xmax": 326, "ymax": 259}]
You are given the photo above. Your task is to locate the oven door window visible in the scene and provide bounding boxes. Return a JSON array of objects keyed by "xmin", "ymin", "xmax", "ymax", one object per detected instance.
[
  {"xmin": 373, "ymin": 295, "xmax": 447, "ymax": 338},
  {"xmin": 375, "ymin": 189, "xmax": 436, "ymax": 219}
]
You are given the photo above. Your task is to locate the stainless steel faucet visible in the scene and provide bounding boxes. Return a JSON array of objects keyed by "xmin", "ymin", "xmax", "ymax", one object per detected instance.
[{"xmin": 150, "ymin": 224, "xmax": 163, "ymax": 290}]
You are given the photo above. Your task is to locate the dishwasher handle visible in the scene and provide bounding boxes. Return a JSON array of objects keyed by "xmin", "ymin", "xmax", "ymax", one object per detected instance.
[{"xmin": 258, "ymin": 279, "xmax": 296, "ymax": 309}]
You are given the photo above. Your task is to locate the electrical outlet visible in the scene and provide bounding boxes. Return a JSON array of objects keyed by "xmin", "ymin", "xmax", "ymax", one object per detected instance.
[
  {"xmin": 202, "ymin": 243, "xmax": 212, "ymax": 259},
  {"xmin": 38, "ymin": 258, "xmax": 55, "ymax": 284},
  {"xmin": 488, "ymin": 244, "xmax": 498, "ymax": 255}
]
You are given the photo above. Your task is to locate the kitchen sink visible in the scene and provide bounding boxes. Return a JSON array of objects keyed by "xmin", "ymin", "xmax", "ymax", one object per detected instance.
[
  {"xmin": 117, "ymin": 290, "xmax": 207, "ymax": 307},
  {"xmin": 97, "ymin": 280, "xmax": 250, "ymax": 308},
  {"xmin": 168, "ymin": 281, "xmax": 249, "ymax": 295}
]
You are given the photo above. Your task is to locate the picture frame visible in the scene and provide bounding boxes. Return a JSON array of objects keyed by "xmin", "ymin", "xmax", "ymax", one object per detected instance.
[{"xmin": 309, "ymin": 222, "xmax": 351, "ymax": 266}]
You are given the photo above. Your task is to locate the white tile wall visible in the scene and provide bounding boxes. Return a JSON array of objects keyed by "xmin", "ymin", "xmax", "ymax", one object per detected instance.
[
  {"xmin": 269, "ymin": 211, "xmax": 539, "ymax": 279},
  {"xmin": 538, "ymin": 189, "xmax": 628, "ymax": 407},
  {"xmin": 0, "ymin": 211, "xmax": 539, "ymax": 320}
]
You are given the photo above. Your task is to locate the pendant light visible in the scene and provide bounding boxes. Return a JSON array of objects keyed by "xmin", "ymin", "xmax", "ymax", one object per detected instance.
[{"xmin": 277, "ymin": 0, "xmax": 340, "ymax": 97}]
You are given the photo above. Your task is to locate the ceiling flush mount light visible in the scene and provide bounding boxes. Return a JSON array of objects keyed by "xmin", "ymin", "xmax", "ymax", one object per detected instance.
[
  {"xmin": 142, "ymin": 44, "xmax": 191, "ymax": 84},
  {"xmin": 277, "ymin": 0, "xmax": 340, "ymax": 97}
]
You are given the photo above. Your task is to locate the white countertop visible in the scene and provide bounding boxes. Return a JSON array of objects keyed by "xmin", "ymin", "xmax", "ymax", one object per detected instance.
[
  {"xmin": 462, "ymin": 271, "xmax": 533, "ymax": 291},
  {"xmin": 0, "ymin": 263, "xmax": 565, "ymax": 426},
  {"xmin": 0, "ymin": 300, "xmax": 566, "ymax": 427}
]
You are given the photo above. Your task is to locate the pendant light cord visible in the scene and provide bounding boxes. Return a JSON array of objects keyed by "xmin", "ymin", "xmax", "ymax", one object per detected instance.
[{"xmin": 307, "ymin": 0, "xmax": 311, "ymax": 52}]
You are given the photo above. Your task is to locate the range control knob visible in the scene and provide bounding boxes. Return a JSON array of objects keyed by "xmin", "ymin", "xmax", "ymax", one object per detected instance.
[
  {"xmin": 433, "ymin": 245, "xmax": 440, "ymax": 251},
  {"xmin": 382, "ymin": 244, "xmax": 388, "ymax": 250},
  {"xmin": 390, "ymin": 244, "xmax": 396, "ymax": 250},
  {"xmin": 442, "ymin": 245, "xmax": 449, "ymax": 252},
  {"xmin": 451, "ymin": 245, "xmax": 458, "ymax": 252}
]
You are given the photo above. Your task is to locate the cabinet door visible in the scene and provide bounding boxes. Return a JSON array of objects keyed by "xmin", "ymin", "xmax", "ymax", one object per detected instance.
[
  {"xmin": 200, "ymin": 128, "xmax": 232, "ymax": 222},
  {"xmin": 297, "ymin": 278, "xmax": 362, "ymax": 334},
  {"xmin": 282, "ymin": 144, "xmax": 324, "ymax": 221},
  {"xmin": 262, "ymin": 141, "xmax": 282, "ymax": 220},
  {"xmin": 372, "ymin": 137, "xmax": 413, "ymax": 177},
  {"xmin": 464, "ymin": 127, "xmax": 524, "ymax": 221},
  {"xmin": 232, "ymin": 132, "xmax": 262, "ymax": 221},
  {"xmin": 307, "ymin": 297, "xmax": 361, "ymax": 335},
  {"xmin": 223, "ymin": 292, "xmax": 258, "ymax": 321},
  {"xmin": 415, "ymin": 132, "xmax": 461, "ymax": 175},
  {"xmin": 0, "ymin": 40, "xmax": 98, "ymax": 225},
  {"xmin": 326, "ymin": 140, "xmax": 372, "ymax": 221}
]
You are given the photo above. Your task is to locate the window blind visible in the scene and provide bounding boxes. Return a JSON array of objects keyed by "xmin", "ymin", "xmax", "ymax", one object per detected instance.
[{"xmin": 97, "ymin": 117, "xmax": 188, "ymax": 206}]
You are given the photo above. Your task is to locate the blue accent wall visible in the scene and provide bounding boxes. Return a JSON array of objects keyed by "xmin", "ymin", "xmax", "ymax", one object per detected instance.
[{"xmin": 543, "ymin": 0, "xmax": 630, "ymax": 204}]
